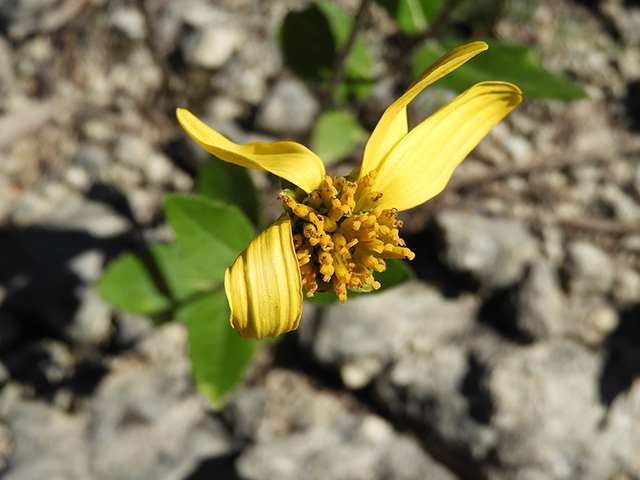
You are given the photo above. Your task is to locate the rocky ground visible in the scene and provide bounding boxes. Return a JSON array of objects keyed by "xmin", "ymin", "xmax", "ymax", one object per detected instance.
[{"xmin": 1, "ymin": 0, "xmax": 640, "ymax": 479}]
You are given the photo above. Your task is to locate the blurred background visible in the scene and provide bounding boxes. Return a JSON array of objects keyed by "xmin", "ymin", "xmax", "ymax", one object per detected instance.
[{"xmin": 1, "ymin": 0, "xmax": 640, "ymax": 479}]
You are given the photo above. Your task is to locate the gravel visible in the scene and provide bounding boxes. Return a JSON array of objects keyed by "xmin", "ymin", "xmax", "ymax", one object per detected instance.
[{"xmin": 1, "ymin": 0, "xmax": 639, "ymax": 479}]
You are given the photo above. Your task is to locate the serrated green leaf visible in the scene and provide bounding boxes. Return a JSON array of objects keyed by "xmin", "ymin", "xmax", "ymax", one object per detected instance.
[
  {"xmin": 280, "ymin": 1, "xmax": 373, "ymax": 100},
  {"xmin": 177, "ymin": 291, "xmax": 257, "ymax": 408},
  {"xmin": 311, "ymin": 109, "xmax": 368, "ymax": 165},
  {"xmin": 198, "ymin": 155, "xmax": 262, "ymax": 226},
  {"xmin": 97, "ymin": 243, "xmax": 212, "ymax": 316},
  {"xmin": 165, "ymin": 195, "xmax": 256, "ymax": 282},
  {"xmin": 374, "ymin": 0, "xmax": 442, "ymax": 35},
  {"xmin": 413, "ymin": 40, "xmax": 588, "ymax": 100},
  {"xmin": 304, "ymin": 258, "xmax": 415, "ymax": 305}
]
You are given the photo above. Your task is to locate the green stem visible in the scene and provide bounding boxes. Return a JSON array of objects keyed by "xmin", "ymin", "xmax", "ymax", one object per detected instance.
[{"xmin": 325, "ymin": 0, "xmax": 372, "ymax": 107}]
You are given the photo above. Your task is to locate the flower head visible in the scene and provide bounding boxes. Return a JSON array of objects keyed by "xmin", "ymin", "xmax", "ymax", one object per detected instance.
[{"xmin": 177, "ymin": 41, "xmax": 522, "ymax": 339}]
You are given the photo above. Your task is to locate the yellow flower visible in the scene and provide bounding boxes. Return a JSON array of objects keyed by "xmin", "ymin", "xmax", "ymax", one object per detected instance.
[{"xmin": 177, "ymin": 41, "xmax": 522, "ymax": 340}]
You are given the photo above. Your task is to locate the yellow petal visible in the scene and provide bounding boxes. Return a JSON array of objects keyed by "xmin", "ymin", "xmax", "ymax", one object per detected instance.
[
  {"xmin": 361, "ymin": 41, "xmax": 488, "ymax": 175},
  {"xmin": 177, "ymin": 108, "xmax": 325, "ymax": 193},
  {"xmin": 224, "ymin": 216, "xmax": 303, "ymax": 340},
  {"xmin": 374, "ymin": 82, "xmax": 522, "ymax": 212}
]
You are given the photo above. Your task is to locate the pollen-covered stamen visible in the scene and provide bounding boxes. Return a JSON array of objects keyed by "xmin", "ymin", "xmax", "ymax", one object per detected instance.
[
  {"xmin": 300, "ymin": 262, "xmax": 318, "ymax": 296},
  {"xmin": 317, "ymin": 251, "xmax": 334, "ymax": 282},
  {"xmin": 281, "ymin": 170, "xmax": 414, "ymax": 302}
]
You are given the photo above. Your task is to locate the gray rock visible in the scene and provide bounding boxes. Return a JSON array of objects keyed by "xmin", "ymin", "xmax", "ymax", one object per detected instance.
[
  {"xmin": 612, "ymin": 266, "xmax": 640, "ymax": 307},
  {"xmin": 63, "ymin": 165, "xmax": 91, "ymax": 192},
  {"xmin": 231, "ymin": 369, "xmax": 457, "ymax": 480},
  {"xmin": 563, "ymin": 241, "xmax": 615, "ymax": 296},
  {"xmin": 309, "ymin": 277, "xmax": 640, "ymax": 479},
  {"xmin": 0, "ymin": 324, "xmax": 235, "ymax": 480},
  {"xmin": 89, "ymin": 361, "xmax": 231, "ymax": 480},
  {"xmin": 209, "ymin": 35, "xmax": 282, "ymax": 105},
  {"xmin": 110, "ymin": 312, "xmax": 154, "ymax": 351},
  {"xmin": 39, "ymin": 196, "xmax": 131, "ymax": 237},
  {"xmin": 0, "ymin": 389, "xmax": 93, "ymax": 480},
  {"xmin": 312, "ymin": 282, "xmax": 479, "ymax": 389},
  {"xmin": 113, "ymin": 134, "xmax": 175, "ymax": 187},
  {"xmin": 108, "ymin": 48, "xmax": 163, "ymax": 106},
  {"xmin": 0, "ymin": 419, "xmax": 12, "ymax": 473},
  {"xmin": 633, "ymin": 160, "xmax": 640, "ymax": 198},
  {"xmin": 255, "ymin": 77, "xmax": 319, "ymax": 134},
  {"xmin": 599, "ymin": 378, "xmax": 640, "ymax": 476},
  {"xmin": 0, "ymin": 37, "xmax": 20, "ymax": 105},
  {"xmin": 485, "ymin": 340, "xmax": 617, "ymax": 480},
  {"xmin": 109, "ymin": 6, "xmax": 147, "ymax": 40},
  {"xmin": 503, "ymin": 133, "xmax": 533, "ymax": 165},
  {"xmin": 182, "ymin": 23, "xmax": 244, "ymax": 70},
  {"xmin": 514, "ymin": 258, "xmax": 566, "ymax": 340},
  {"xmin": 598, "ymin": 184, "xmax": 640, "ymax": 223},
  {"xmin": 436, "ymin": 210, "xmax": 541, "ymax": 290},
  {"xmin": 581, "ymin": 303, "xmax": 619, "ymax": 346},
  {"xmin": 10, "ymin": 182, "xmax": 73, "ymax": 226},
  {"xmin": 16, "ymin": 36, "xmax": 54, "ymax": 79},
  {"xmin": 125, "ymin": 187, "xmax": 163, "ymax": 225},
  {"xmin": 73, "ymin": 144, "xmax": 110, "ymax": 180},
  {"xmin": 66, "ymin": 286, "xmax": 113, "ymax": 347}
]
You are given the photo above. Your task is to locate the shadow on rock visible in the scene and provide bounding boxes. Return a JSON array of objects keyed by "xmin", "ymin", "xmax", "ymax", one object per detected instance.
[
  {"xmin": 0, "ymin": 224, "xmax": 135, "ymax": 398},
  {"xmin": 183, "ymin": 451, "xmax": 244, "ymax": 480},
  {"xmin": 403, "ymin": 224, "xmax": 480, "ymax": 299},
  {"xmin": 599, "ymin": 303, "xmax": 640, "ymax": 406},
  {"xmin": 624, "ymin": 79, "xmax": 640, "ymax": 131}
]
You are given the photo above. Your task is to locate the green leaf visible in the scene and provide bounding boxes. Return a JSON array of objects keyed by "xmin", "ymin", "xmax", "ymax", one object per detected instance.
[
  {"xmin": 280, "ymin": 1, "xmax": 373, "ymax": 99},
  {"xmin": 305, "ymin": 258, "xmax": 415, "ymax": 304},
  {"xmin": 413, "ymin": 40, "xmax": 588, "ymax": 100},
  {"xmin": 340, "ymin": 36, "xmax": 375, "ymax": 100},
  {"xmin": 97, "ymin": 243, "xmax": 212, "ymax": 316},
  {"xmin": 280, "ymin": 3, "xmax": 337, "ymax": 82},
  {"xmin": 149, "ymin": 243, "xmax": 214, "ymax": 302},
  {"xmin": 310, "ymin": 109, "xmax": 368, "ymax": 165},
  {"xmin": 98, "ymin": 249, "xmax": 171, "ymax": 316},
  {"xmin": 177, "ymin": 291, "xmax": 257, "ymax": 408},
  {"xmin": 374, "ymin": 0, "xmax": 442, "ymax": 35},
  {"xmin": 316, "ymin": 1, "xmax": 374, "ymax": 100},
  {"xmin": 198, "ymin": 155, "xmax": 262, "ymax": 226},
  {"xmin": 165, "ymin": 195, "xmax": 256, "ymax": 282}
]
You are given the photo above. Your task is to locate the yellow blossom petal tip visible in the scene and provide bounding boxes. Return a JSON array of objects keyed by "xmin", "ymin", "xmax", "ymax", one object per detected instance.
[
  {"xmin": 362, "ymin": 41, "xmax": 490, "ymax": 175},
  {"xmin": 374, "ymin": 81, "xmax": 523, "ymax": 212},
  {"xmin": 176, "ymin": 108, "xmax": 325, "ymax": 193},
  {"xmin": 224, "ymin": 216, "xmax": 303, "ymax": 340}
]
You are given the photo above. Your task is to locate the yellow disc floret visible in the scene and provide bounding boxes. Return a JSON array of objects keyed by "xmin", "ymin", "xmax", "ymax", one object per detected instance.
[{"xmin": 279, "ymin": 170, "xmax": 415, "ymax": 303}]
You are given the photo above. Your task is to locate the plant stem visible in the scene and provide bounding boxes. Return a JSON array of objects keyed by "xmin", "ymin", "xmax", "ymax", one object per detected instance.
[{"xmin": 325, "ymin": 0, "xmax": 372, "ymax": 106}]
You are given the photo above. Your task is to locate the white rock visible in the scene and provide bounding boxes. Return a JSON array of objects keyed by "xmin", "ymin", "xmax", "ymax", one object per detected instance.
[
  {"xmin": 436, "ymin": 210, "xmax": 541, "ymax": 289},
  {"xmin": 612, "ymin": 266, "xmax": 640, "ymax": 306},
  {"xmin": 182, "ymin": 24, "xmax": 244, "ymax": 70},
  {"xmin": 563, "ymin": 241, "xmax": 615, "ymax": 296},
  {"xmin": 109, "ymin": 6, "xmax": 147, "ymax": 40},
  {"xmin": 255, "ymin": 77, "xmax": 320, "ymax": 135}
]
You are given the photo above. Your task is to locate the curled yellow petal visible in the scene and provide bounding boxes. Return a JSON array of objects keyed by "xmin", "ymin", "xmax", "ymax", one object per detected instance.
[
  {"xmin": 177, "ymin": 108, "xmax": 325, "ymax": 193},
  {"xmin": 361, "ymin": 41, "xmax": 488, "ymax": 176},
  {"xmin": 374, "ymin": 81, "xmax": 522, "ymax": 212},
  {"xmin": 224, "ymin": 216, "xmax": 303, "ymax": 340}
]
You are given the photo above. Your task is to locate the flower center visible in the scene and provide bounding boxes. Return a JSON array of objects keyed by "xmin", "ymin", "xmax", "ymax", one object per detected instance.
[{"xmin": 278, "ymin": 170, "xmax": 415, "ymax": 303}]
